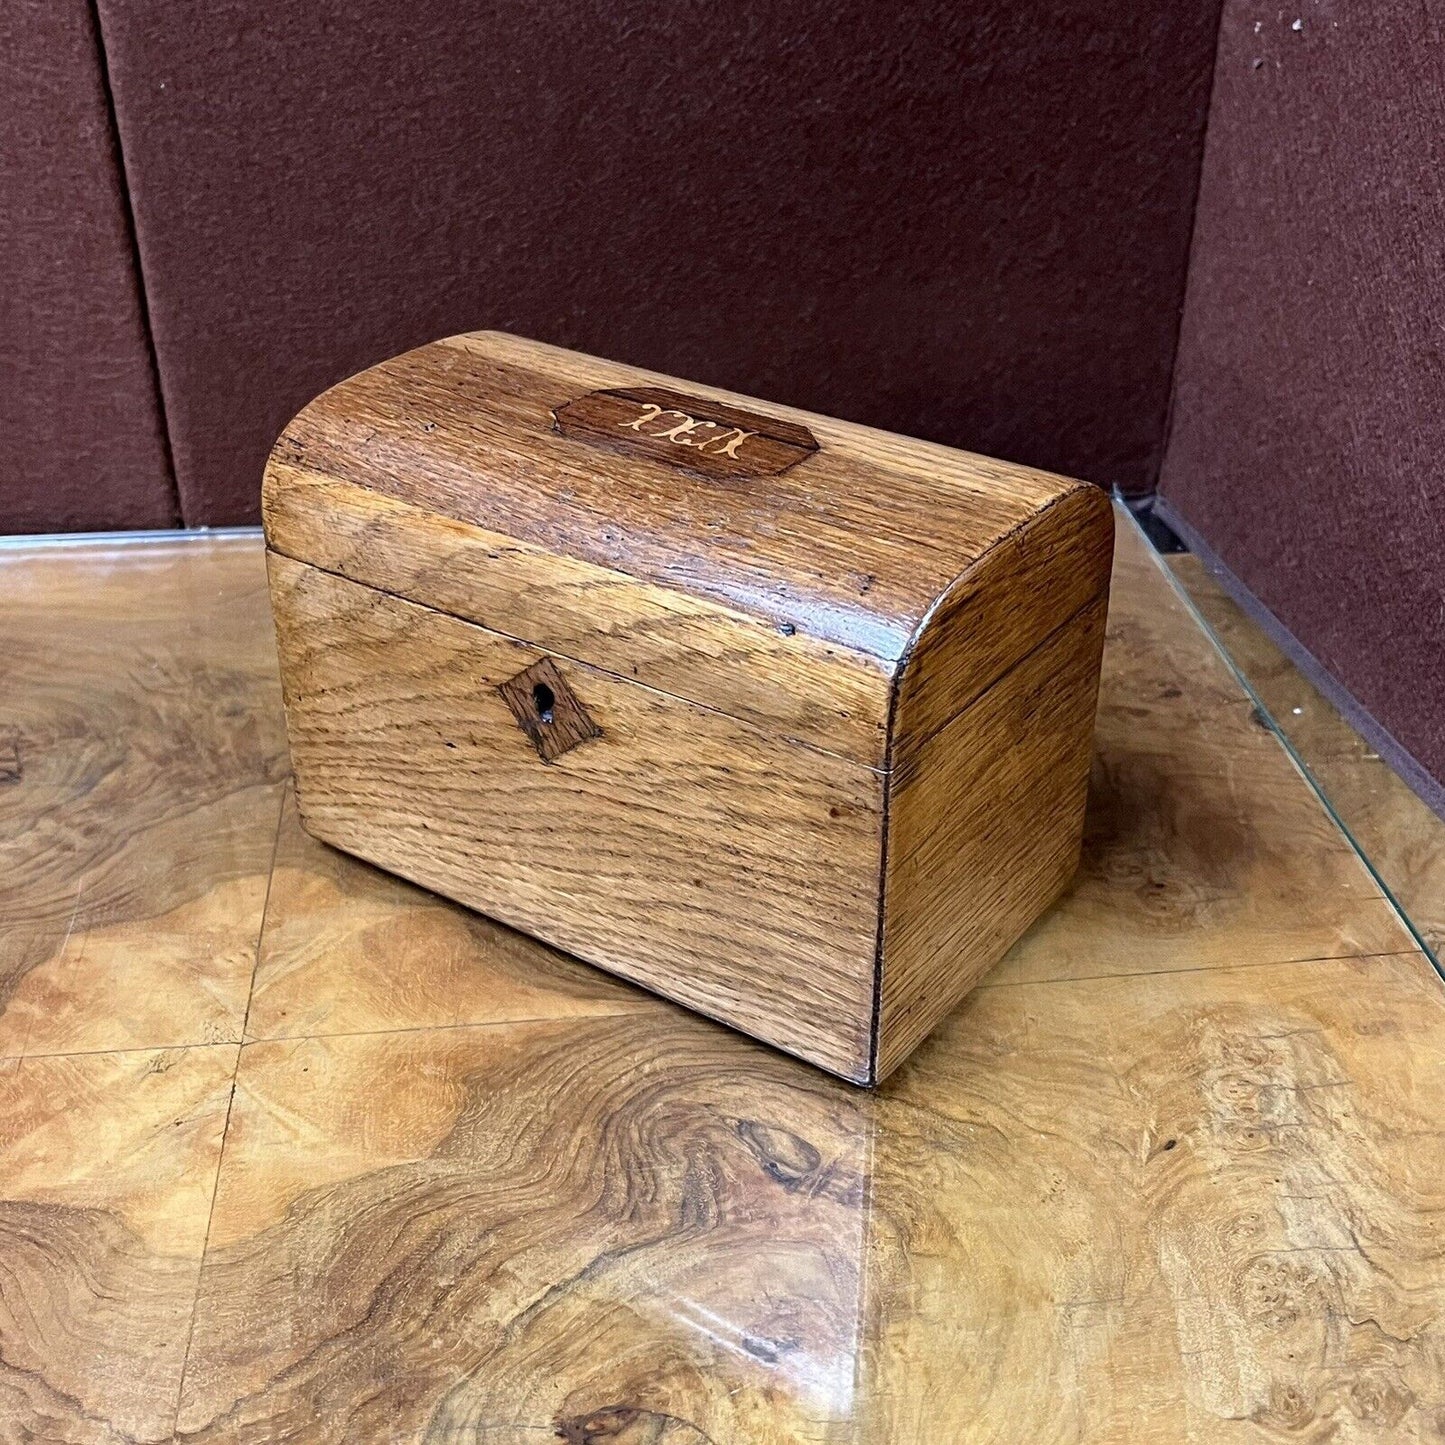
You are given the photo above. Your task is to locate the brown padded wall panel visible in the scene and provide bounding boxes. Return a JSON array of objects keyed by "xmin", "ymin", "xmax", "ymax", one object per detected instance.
[
  {"xmin": 1159, "ymin": 0, "xmax": 1445, "ymax": 805},
  {"xmin": 97, "ymin": 0, "xmax": 1221, "ymax": 525},
  {"xmin": 0, "ymin": 0, "xmax": 177, "ymax": 533}
]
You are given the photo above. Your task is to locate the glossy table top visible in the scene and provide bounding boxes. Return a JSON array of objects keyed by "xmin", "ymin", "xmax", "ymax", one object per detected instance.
[{"xmin": 0, "ymin": 510, "xmax": 1441, "ymax": 1443}]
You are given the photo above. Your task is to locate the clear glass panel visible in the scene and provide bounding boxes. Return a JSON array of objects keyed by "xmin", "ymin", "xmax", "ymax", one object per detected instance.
[{"xmin": 1135, "ymin": 512, "xmax": 1444, "ymax": 971}]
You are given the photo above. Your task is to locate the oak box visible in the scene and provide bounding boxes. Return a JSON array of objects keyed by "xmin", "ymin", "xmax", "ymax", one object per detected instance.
[{"xmin": 263, "ymin": 332, "xmax": 1113, "ymax": 1083}]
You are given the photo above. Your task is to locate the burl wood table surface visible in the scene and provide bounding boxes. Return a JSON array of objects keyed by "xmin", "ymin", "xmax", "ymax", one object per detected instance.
[{"xmin": 1, "ymin": 509, "xmax": 1441, "ymax": 1444}]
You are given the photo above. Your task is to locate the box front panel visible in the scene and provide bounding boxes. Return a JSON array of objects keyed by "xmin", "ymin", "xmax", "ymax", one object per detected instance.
[{"xmin": 268, "ymin": 554, "xmax": 884, "ymax": 1079}]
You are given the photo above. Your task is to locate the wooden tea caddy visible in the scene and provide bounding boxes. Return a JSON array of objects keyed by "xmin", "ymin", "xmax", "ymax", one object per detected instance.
[{"xmin": 263, "ymin": 332, "xmax": 1113, "ymax": 1083}]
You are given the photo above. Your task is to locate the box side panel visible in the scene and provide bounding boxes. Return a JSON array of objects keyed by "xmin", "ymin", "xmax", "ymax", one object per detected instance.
[
  {"xmin": 875, "ymin": 596, "xmax": 1108, "ymax": 1080},
  {"xmin": 268, "ymin": 553, "xmax": 883, "ymax": 1081}
]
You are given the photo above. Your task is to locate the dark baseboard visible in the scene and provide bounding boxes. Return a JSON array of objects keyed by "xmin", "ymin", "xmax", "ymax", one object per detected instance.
[
  {"xmin": 1121, "ymin": 492, "xmax": 1187, "ymax": 553},
  {"xmin": 1151, "ymin": 495, "xmax": 1445, "ymax": 826}
]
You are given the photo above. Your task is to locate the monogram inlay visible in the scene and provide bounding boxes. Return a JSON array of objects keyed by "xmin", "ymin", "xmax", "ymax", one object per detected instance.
[{"xmin": 552, "ymin": 387, "xmax": 819, "ymax": 479}]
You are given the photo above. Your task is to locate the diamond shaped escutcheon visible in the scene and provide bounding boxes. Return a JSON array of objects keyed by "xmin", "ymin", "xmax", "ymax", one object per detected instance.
[{"xmin": 497, "ymin": 657, "xmax": 601, "ymax": 763}]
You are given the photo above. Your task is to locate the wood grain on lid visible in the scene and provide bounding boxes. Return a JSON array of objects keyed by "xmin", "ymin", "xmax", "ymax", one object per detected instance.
[{"xmin": 263, "ymin": 332, "xmax": 1111, "ymax": 766}]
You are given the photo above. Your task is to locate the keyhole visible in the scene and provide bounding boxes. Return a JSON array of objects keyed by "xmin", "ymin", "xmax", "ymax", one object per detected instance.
[{"xmin": 532, "ymin": 682, "xmax": 556, "ymax": 724}]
